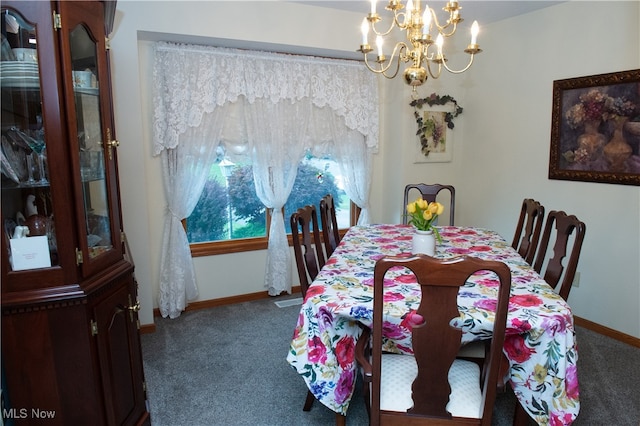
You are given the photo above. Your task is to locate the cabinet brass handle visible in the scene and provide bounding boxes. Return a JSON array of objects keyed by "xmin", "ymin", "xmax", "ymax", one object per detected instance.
[
  {"xmin": 124, "ymin": 298, "xmax": 141, "ymax": 323},
  {"xmin": 106, "ymin": 128, "xmax": 119, "ymax": 160},
  {"xmin": 107, "ymin": 139, "xmax": 119, "ymax": 160},
  {"xmin": 125, "ymin": 301, "xmax": 140, "ymax": 312}
]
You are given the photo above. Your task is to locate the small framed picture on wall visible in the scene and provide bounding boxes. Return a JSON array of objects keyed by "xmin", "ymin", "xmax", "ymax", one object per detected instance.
[{"xmin": 410, "ymin": 94, "xmax": 463, "ymax": 164}]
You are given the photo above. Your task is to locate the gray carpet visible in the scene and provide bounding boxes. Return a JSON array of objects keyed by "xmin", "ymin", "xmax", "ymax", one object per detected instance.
[{"xmin": 141, "ymin": 296, "xmax": 640, "ymax": 425}]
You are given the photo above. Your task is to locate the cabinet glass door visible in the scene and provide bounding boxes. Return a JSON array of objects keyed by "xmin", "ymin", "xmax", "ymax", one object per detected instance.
[
  {"xmin": 70, "ymin": 24, "xmax": 113, "ymax": 260},
  {"xmin": 1, "ymin": 8, "xmax": 57, "ymax": 272},
  {"xmin": 60, "ymin": 0, "xmax": 122, "ymax": 278}
]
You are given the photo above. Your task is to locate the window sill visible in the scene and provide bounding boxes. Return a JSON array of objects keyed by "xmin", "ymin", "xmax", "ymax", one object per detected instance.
[
  {"xmin": 190, "ymin": 238, "xmax": 269, "ymax": 257},
  {"xmin": 190, "ymin": 229, "xmax": 351, "ymax": 257},
  {"xmin": 190, "ymin": 203, "xmax": 358, "ymax": 257}
]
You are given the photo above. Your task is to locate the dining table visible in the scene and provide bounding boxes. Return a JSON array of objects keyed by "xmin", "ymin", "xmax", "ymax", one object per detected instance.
[{"xmin": 286, "ymin": 224, "xmax": 580, "ymax": 425}]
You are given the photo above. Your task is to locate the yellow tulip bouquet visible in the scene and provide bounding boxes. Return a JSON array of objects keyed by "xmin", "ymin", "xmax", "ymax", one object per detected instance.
[{"xmin": 406, "ymin": 198, "xmax": 445, "ymax": 242}]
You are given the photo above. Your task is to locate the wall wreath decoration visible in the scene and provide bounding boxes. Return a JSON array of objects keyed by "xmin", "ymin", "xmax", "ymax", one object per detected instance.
[{"xmin": 410, "ymin": 93, "xmax": 463, "ymax": 157}]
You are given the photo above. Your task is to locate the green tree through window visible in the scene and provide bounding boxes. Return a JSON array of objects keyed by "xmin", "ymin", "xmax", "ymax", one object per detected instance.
[
  {"xmin": 187, "ymin": 155, "xmax": 344, "ymax": 244},
  {"xmin": 186, "ymin": 178, "xmax": 228, "ymax": 242}
]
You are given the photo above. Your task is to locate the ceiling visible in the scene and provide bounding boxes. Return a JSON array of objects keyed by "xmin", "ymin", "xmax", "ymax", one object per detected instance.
[
  {"xmin": 141, "ymin": 1, "xmax": 565, "ymax": 62},
  {"xmin": 292, "ymin": 1, "xmax": 564, "ymax": 25}
]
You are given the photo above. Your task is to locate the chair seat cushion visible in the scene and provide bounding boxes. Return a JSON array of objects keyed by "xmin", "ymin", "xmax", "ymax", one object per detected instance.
[{"xmin": 380, "ymin": 354, "xmax": 482, "ymax": 418}]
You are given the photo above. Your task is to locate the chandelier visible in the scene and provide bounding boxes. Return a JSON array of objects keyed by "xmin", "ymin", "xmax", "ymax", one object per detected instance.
[{"xmin": 358, "ymin": 0, "xmax": 482, "ymax": 87}]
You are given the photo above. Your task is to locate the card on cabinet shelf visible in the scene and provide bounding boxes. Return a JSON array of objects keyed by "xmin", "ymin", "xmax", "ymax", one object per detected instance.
[{"xmin": 9, "ymin": 236, "xmax": 51, "ymax": 271}]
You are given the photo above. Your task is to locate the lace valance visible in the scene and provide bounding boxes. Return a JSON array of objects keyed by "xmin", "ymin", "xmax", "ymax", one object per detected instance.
[{"xmin": 152, "ymin": 41, "xmax": 379, "ymax": 155}]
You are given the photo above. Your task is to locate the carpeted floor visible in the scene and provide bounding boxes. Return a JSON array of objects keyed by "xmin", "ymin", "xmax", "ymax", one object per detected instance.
[{"xmin": 141, "ymin": 296, "xmax": 640, "ymax": 425}]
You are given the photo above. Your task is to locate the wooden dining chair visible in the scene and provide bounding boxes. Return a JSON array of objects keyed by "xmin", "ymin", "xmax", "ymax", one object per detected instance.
[
  {"xmin": 290, "ymin": 205, "xmax": 328, "ymax": 413},
  {"xmin": 511, "ymin": 198, "xmax": 545, "ymax": 264},
  {"xmin": 511, "ymin": 210, "xmax": 585, "ymax": 426},
  {"xmin": 319, "ymin": 194, "xmax": 341, "ymax": 258},
  {"xmin": 403, "ymin": 183, "xmax": 455, "ymax": 226},
  {"xmin": 532, "ymin": 210, "xmax": 586, "ymax": 301},
  {"xmin": 356, "ymin": 254, "xmax": 511, "ymax": 426},
  {"xmin": 290, "ymin": 204, "xmax": 326, "ymax": 299}
]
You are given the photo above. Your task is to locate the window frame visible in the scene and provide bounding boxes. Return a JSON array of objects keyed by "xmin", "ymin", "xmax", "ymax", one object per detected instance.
[{"xmin": 186, "ymin": 202, "xmax": 360, "ymax": 257}]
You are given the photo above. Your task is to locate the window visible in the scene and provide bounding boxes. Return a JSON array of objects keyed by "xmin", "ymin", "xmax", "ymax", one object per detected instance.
[{"xmin": 186, "ymin": 151, "xmax": 353, "ymax": 256}]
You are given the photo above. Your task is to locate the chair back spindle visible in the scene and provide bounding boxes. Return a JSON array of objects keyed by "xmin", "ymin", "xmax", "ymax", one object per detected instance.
[
  {"xmin": 290, "ymin": 205, "xmax": 326, "ymax": 298},
  {"xmin": 403, "ymin": 183, "xmax": 455, "ymax": 226},
  {"xmin": 532, "ymin": 210, "xmax": 586, "ymax": 301},
  {"xmin": 511, "ymin": 198, "xmax": 545, "ymax": 264},
  {"xmin": 319, "ymin": 194, "xmax": 341, "ymax": 258}
]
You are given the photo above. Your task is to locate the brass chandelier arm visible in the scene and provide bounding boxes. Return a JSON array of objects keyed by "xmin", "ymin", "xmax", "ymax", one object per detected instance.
[
  {"xmin": 368, "ymin": 14, "xmax": 397, "ymax": 37},
  {"xmin": 426, "ymin": 8, "xmax": 459, "ymax": 37},
  {"xmin": 363, "ymin": 42, "xmax": 410, "ymax": 79},
  {"xmin": 423, "ymin": 55, "xmax": 443, "ymax": 80},
  {"xmin": 420, "ymin": 41, "xmax": 440, "ymax": 61},
  {"xmin": 435, "ymin": 22, "xmax": 458, "ymax": 38},
  {"xmin": 439, "ymin": 52, "xmax": 476, "ymax": 74}
]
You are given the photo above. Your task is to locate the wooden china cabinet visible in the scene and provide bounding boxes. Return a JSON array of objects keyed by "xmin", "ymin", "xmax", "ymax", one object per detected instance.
[{"xmin": 1, "ymin": 1, "xmax": 150, "ymax": 425}]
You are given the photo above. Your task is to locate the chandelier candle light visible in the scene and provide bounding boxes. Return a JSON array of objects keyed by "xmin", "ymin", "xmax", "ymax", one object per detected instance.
[{"xmin": 358, "ymin": 0, "xmax": 481, "ymax": 88}]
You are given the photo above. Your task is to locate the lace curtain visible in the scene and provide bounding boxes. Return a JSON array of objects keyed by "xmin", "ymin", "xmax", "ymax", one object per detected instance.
[
  {"xmin": 153, "ymin": 42, "xmax": 378, "ymax": 155},
  {"xmin": 308, "ymin": 106, "xmax": 373, "ymax": 224},
  {"xmin": 158, "ymin": 118, "xmax": 226, "ymax": 318},
  {"xmin": 246, "ymin": 99, "xmax": 311, "ymax": 296},
  {"xmin": 153, "ymin": 42, "xmax": 378, "ymax": 317}
]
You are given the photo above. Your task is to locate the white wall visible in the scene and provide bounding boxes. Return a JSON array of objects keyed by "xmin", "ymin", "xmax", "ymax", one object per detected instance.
[
  {"xmin": 110, "ymin": 1, "xmax": 640, "ymax": 338},
  {"xmin": 457, "ymin": 1, "xmax": 640, "ymax": 337}
]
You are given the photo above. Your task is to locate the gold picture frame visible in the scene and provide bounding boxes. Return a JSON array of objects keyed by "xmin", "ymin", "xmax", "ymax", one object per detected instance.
[{"xmin": 549, "ymin": 69, "xmax": 640, "ymax": 185}]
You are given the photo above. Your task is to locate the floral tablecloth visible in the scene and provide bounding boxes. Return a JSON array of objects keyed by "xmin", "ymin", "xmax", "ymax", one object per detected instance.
[{"xmin": 286, "ymin": 224, "xmax": 579, "ymax": 425}]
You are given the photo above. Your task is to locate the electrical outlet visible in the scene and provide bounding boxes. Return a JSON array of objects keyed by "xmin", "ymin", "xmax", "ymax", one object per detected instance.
[{"xmin": 572, "ymin": 271, "xmax": 580, "ymax": 288}]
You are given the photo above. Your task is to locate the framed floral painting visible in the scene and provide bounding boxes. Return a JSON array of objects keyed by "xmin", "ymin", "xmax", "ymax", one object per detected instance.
[{"xmin": 549, "ymin": 69, "xmax": 640, "ymax": 185}]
